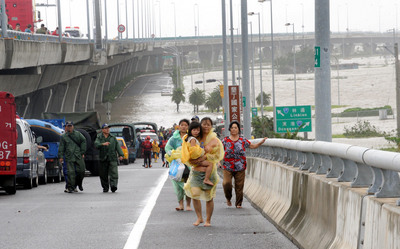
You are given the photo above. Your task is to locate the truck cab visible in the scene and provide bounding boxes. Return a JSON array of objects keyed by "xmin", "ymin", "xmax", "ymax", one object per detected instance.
[{"xmin": 0, "ymin": 92, "xmax": 17, "ymax": 195}]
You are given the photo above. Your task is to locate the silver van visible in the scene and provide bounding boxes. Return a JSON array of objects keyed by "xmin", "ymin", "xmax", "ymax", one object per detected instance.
[{"xmin": 16, "ymin": 119, "xmax": 40, "ymax": 189}]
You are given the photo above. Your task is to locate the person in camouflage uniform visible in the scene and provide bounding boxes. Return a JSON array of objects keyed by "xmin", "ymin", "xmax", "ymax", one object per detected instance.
[
  {"xmin": 95, "ymin": 124, "xmax": 124, "ymax": 193},
  {"xmin": 58, "ymin": 121, "xmax": 87, "ymax": 193}
]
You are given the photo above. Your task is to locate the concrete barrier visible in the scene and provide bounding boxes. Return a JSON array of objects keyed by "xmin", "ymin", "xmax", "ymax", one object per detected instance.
[
  {"xmin": 244, "ymin": 156, "xmax": 400, "ymax": 249},
  {"xmin": 63, "ymin": 43, "xmax": 91, "ymax": 63}
]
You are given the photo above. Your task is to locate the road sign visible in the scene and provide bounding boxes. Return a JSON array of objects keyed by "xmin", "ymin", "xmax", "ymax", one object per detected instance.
[
  {"xmin": 219, "ymin": 85, "xmax": 224, "ymax": 98},
  {"xmin": 162, "ymin": 55, "xmax": 174, "ymax": 59},
  {"xmin": 315, "ymin": 46, "xmax": 320, "ymax": 67},
  {"xmin": 228, "ymin": 86, "xmax": 240, "ymax": 124},
  {"xmin": 276, "ymin": 105, "xmax": 312, "ymax": 133},
  {"xmin": 118, "ymin": 24, "xmax": 125, "ymax": 33},
  {"xmin": 251, "ymin": 107, "xmax": 258, "ymax": 118},
  {"xmin": 242, "ymin": 96, "xmax": 246, "ymax": 107}
]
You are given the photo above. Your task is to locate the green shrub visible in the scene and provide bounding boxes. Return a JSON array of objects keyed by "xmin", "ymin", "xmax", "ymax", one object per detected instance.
[{"xmin": 343, "ymin": 120, "xmax": 384, "ymax": 138}]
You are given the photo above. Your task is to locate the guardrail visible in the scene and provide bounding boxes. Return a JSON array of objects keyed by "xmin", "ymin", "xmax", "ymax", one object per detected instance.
[{"xmin": 248, "ymin": 138, "xmax": 400, "ymax": 205}]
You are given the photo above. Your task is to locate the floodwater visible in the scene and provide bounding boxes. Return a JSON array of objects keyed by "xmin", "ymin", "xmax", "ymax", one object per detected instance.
[{"xmin": 106, "ymin": 55, "xmax": 398, "ymax": 148}]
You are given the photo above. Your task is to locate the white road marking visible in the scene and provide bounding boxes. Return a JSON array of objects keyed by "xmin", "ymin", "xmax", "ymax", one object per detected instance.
[{"xmin": 123, "ymin": 171, "xmax": 168, "ymax": 249}]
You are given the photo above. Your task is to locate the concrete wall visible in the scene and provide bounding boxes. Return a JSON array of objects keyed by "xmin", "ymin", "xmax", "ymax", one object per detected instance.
[
  {"xmin": 0, "ymin": 40, "xmax": 92, "ymax": 70},
  {"xmin": 245, "ymin": 157, "xmax": 400, "ymax": 249}
]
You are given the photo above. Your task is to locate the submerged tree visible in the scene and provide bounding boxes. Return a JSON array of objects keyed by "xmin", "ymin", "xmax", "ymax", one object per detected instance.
[
  {"xmin": 171, "ymin": 88, "xmax": 185, "ymax": 112},
  {"xmin": 189, "ymin": 88, "xmax": 206, "ymax": 113}
]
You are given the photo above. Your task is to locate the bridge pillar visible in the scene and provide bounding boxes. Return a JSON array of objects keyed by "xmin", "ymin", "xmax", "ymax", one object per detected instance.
[
  {"xmin": 342, "ymin": 43, "xmax": 354, "ymax": 58},
  {"xmin": 86, "ymin": 74, "xmax": 98, "ymax": 111},
  {"xmin": 136, "ymin": 56, "xmax": 148, "ymax": 73},
  {"xmin": 22, "ymin": 88, "xmax": 51, "ymax": 118},
  {"xmin": 198, "ymin": 50, "xmax": 212, "ymax": 69},
  {"xmin": 62, "ymin": 78, "xmax": 82, "ymax": 113},
  {"xmin": 362, "ymin": 42, "xmax": 378, "ymax": 56},
  {"xmin": 47, "ymin": 83, "xmax": 68, "ymax": 113},
  {"xmin": 95, "ymin": 70, "xmax": 108, "ymax": 104}
]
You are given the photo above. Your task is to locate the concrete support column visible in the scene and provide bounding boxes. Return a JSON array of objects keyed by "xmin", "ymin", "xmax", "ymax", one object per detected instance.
[
  {"xmin": 96, "ymin": 70, "xmax": 108, "ymax": 104},
  {"xmin": 105, "ymin": 67, "xmax": 115, "ymax": 91},
  {"xmin": 63, "ymin": 78, "xmax": 82, "ymax": 112},
  {"xmin": 48, "ymin": 83, "xmax": 68, "ymax": 112}
]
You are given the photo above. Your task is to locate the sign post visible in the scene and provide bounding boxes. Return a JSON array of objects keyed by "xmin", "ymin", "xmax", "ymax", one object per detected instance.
[
  {"xmin": 276, "ymin": 105, "xmax": 312, "ymax": 133},
  {"xmin": 228, "ymin": 86, "xmax": 240, "ymax": 124},
  {"xmin": 117, "ymin": 24, "xmax": 125, "ymax": 39}
]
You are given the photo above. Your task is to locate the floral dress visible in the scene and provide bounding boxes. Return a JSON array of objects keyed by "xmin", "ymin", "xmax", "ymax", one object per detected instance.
[{"xmin": 222, "ymin": 136, "xmax": 251, "ymax": 172}]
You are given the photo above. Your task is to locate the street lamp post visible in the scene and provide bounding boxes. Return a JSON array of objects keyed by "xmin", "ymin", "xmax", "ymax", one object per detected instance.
[
  {"xmin": 258, "ymin": 0, "xmax": 276, "ymax": 132},
  {"xmin": 171, "ymin": 2, "xmax": 176, "ymax": 45},
  {"xmin": 194, "ymin": 4, "xmax": 199, "ymax": 36},
  {"xmin": 248, "ymin": 12, "xmax": 263, "ymax": 119},
  {"xmin": 249, "ymin": 21, "xmax": 256, "ymax": 108},
  {"xmin": 285, "ymin": 22, "xmax": 297, "ymax": 105}
]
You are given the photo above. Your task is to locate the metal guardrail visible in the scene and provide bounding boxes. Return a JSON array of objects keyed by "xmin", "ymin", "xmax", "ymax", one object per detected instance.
[{"xmin": 248, "ymin": 138, "xmax": 400, "ymax": 205}]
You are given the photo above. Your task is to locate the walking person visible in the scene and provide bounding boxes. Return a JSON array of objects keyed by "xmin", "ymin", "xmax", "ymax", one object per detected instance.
[
  {"xmin": 159, "ymin": 136, "xmax": 168, "ymax": 167},
  {"xmin": 222, "ymin": 121, "xmax": 267, "ymax": 208},
  {"xmin": 58, "ymin": 121, "xmax": 86, "ymax": 193},
  {"xmin": 184, "ymin": 117, "xmax": 224, "ymax": 226},
  {"xmin": 142, "ymin": 136, "xmax": 153, "ymax": 168},
  {"xmin": 165, "ymin": 119, "xmax": 192, "ymax": 211},
  {"xmin": 152, "ymin": 139, "xmax": 160, "ymax": 163},
  {"xmin": 95, "ymin": 124, "xmax": 124, "ymax": 193}
]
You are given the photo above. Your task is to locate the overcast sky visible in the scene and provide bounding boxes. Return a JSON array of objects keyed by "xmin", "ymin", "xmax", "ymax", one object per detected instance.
[{"xmin": 37, "ymin": 0, "xmax": 399, "ymax": 39}]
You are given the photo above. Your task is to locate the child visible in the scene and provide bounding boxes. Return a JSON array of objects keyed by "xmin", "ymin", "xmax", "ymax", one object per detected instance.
[
  {"xmin": 152, "ymin": 139, "xmax": 160, "ymax": 162},
  {"xmin": 183, "ymin": 122, "xmax": 214, "ymax": 186}
]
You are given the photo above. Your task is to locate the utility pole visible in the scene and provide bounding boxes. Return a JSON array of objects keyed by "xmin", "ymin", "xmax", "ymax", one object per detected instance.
[
  {"xmin": 315, "ymin": 0, "xmax": 332, "ymax": 142},
  {"xmin": 94, "ymin": 0, "xmax": 102, "ymax": 49},
  {"xmin": 241, "ymin": 0, "xmax": 251, "ymax": 139},
  {"xmin": 222, "ymin": 0, "xmax": 230, "ymax": 137},
  {"xmin": 1, "ymin": 0, "xmax": 8, "ymax": 38},
  {"xmin": 395, "ymin": 43, "xmax": 400, "ymax": 136}
]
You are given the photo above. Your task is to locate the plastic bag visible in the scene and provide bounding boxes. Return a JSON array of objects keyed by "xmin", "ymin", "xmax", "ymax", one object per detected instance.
[{"xmin": 168, "ymin": 159, "xmax": 186, "ymax": 181}]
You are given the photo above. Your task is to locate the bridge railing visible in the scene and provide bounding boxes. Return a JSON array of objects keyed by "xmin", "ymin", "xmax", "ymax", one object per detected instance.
[{"xmin": 248, "ymin": 138, "xmax": 400, "ymax": 205}]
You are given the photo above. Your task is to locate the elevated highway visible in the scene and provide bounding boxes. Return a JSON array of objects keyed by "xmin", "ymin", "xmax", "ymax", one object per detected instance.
[{"xmin": 0, "ymin": 30, "xmax": 396, "ymax": 118}]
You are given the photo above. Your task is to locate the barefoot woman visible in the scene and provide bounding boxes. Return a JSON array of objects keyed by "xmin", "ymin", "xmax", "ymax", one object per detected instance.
[{"xmin": 184, "ymin": 117, "xmax": 224, "ymax": 226}]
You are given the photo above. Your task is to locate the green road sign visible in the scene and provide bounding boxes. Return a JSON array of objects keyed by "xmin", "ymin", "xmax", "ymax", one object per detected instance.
[
  {"xmin": 315, "ymin": 46, "xmax": 320, "ymax": 68},
  {"xmin": 243, "ymin": 96, "xmax": 246, "ymax": 107},
  {"xmin": 162, "ymin": 55, "xmax": 174, "ymax": 59},
  {"xmin": 251, "ymin": 107, "xmax": 258, "ymax": 117},
  {"xmin": 276, "ymin": 105, "xmax": 312, "ymax": 133}
]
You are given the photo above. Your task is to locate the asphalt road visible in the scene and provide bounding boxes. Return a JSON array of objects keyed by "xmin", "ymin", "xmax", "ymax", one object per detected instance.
[{"xmin": 0, "ymin": 160, "xmax": 298, "ymax": 249}]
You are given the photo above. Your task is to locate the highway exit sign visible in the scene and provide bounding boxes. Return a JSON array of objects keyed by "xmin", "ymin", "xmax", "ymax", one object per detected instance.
[{"xmin": 276, "ymin": 105, "xmax": 312, "ymax": 133}]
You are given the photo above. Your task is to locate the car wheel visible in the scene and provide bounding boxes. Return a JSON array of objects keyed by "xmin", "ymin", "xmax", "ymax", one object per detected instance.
[
  {"xmin": 24, "ymin": 176, "xmax": 33, "ymax": 189},
  {"xmin": 54, "ymin": 170, "xmax": 61, "ymax": 183},
  {"xmin": 39, "ymin": 169, "xmax": 47, "ymax": 185},
  {"xmin": 5, "ymin": 176, "xmax": 16, "ymax": 195},
  {"xmin": 32, "ymin": 173, "xmax": 38, "ymax": 188}
]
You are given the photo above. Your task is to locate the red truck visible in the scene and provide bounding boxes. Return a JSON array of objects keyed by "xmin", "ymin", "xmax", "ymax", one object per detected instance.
[{"xmin": 0, "ymin": 92, "xmax": 17, "ymax": 194}]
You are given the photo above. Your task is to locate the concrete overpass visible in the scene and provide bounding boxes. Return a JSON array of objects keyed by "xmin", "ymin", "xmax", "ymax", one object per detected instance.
[{"xmin": 0, "ymin": 30, "xmax": 397, "ymax": 118}]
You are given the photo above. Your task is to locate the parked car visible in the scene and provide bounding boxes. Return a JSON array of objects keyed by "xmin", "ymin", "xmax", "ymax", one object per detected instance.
[
  {"xmin": 16, "ymin": 118, "xmax": 40, "ymax": 189},
  {"xmin": 0, "ymin": 92, "xmax": 17, "ymax": 195},
  {"xmin": 116, "ymin": 137, "xmax": 129, "ymax": 165},
  {"xmin": 161, "ymin": 88, "xmax": 173, "ymax": 96},
  {"xmin": 26, "ymin": 119, "xmax": 64, "ymax": 183},
  {"xmin": 133, "ymin": 122, "xmax": 158, "ymax": 134},
  {"xmin": 109, "ymin": 123, "xmax": 138, "ymax": 163},
  {"xmin": 139, "ymin": 132, "xmax": 159, "ymax": 143},
  {"xmin": 37, "ymin": 149, "xmax": 47, "ymax": 184}
]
